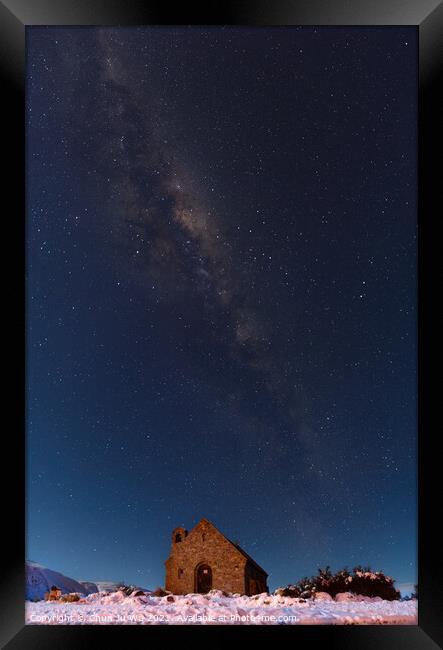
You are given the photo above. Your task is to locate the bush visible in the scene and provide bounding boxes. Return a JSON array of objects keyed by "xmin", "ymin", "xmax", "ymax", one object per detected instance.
[
  {"xmin": 152, "ymin": 587, "xmax": 169, "ymax": 597},
  {"xmin": 348, "ymin": 566, "xmax": 400, "ymax": 600},
  {"xmin": 118, "ymin": 584, "xmax": 146, "ymax": 597},
  {"xmin": 275, "ymin": 586, "xmax": 301, "ymax": 598},
  {"xmin": 276, "ymin": 565, "xmax": 400, "ymax": 601}
]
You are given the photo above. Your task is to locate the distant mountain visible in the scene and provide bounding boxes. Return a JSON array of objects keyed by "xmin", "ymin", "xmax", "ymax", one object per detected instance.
[
  {"xmin": 26, "ymin": 561, "xmax": 94, "ymax": 601},
  {"xmin": 79, "ymin": 581, "xmax": 99, "ymax": 594},
  {"xmin": 93, "ymin": 581, "xmax": 151, "ymax": 593},
  {"xmin": 93, "ymin": 581, "xmax": 125, "ymax": 592},
  {"xmin": 26, "ymin": 561, "xmax": 150, "ymax": 600}
]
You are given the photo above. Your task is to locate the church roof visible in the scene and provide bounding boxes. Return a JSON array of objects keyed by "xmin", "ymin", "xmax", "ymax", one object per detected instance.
[
  {"xmin": 196, "ymin": 518, "xmax": 268, "ymax": 577},
  {"xmin": 229, "ymin": 541, "xmax": 268, "ymax": 577}
]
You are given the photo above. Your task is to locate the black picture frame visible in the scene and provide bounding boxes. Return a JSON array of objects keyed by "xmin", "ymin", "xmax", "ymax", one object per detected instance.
[{"xmin": 2, "ymin": 0, "xmax": 441, "ymax": 647}]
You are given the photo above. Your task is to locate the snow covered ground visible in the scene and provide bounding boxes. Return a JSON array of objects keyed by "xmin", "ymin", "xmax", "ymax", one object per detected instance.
[{"xmin": 26, "ymin": 590, "xmax": 418, "ymax": 625}]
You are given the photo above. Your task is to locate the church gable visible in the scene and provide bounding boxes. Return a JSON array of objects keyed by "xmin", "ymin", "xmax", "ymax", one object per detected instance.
[{"xmin": 186, "ymin": 518, "xmax": 247, "ymax": 560}]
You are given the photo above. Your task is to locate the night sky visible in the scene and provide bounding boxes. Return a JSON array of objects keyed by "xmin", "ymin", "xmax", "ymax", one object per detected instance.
[{"xmin": 26, "ymin": 26, "xmax": 417, "ymax": 594}]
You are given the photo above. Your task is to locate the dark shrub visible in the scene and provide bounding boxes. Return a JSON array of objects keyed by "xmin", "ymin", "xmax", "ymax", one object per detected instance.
[
  {"xmin": 118, "ymin": 584, "xmax": 134, "ymax": 596},
  {"xmin": 152, "ymin": 587, "xmax": 169, "ymax": 597},
  {"xmin": 276, "ymin": 565, "xmax": 400, "ymax": 601},
  {"xmin": 349, "ymin": 567, "xmax": 400, "ymax": 600},
  {"xmin": 277, "ymin": 586, "xmax": 301, "ymax": 598}
]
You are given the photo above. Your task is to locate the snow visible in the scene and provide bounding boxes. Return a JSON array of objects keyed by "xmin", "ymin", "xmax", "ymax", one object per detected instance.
[
  {"xmin": 26, "ymin": 590, "xmax": 418, "ymax": 625},
  {"xmin": 354, "ymin": 570, "xmax": 392, "ymax": 582}
]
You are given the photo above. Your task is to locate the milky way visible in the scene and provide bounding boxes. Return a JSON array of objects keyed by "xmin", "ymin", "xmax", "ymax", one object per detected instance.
[{"xmin": 89, "ymin": 29, "xmax": 308, "ymax": 463}]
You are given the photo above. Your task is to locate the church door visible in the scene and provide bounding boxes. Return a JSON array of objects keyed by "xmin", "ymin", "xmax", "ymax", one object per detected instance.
[{"xmin": 196, "ymin": 564, "xmax": 212, "ymax": 593}]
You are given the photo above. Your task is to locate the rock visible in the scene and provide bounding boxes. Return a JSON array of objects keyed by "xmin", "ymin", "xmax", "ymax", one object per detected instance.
[
  {"xmin": 166, "ymin": 595, "xmax": 175, "ymax": 602},
  {"xmin": 313, "ymin": 591, "xmax": 333, "ymax": 601},
  {"xmin": 207, "ymin": 589, "xmax": 230, "ymax": 597},
  {"xmin": 335, "ymin": 592, "xmax": 356, "ymax": 602},
  {"xmin": 300, "ymin": 590, "xmax": 312, "ymax": 599}
]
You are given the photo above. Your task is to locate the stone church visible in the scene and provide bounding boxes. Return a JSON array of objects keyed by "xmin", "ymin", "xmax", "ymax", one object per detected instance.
[{"xmin": 164, "ymin": 518, "xmax": 268, "ymax": 595}]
